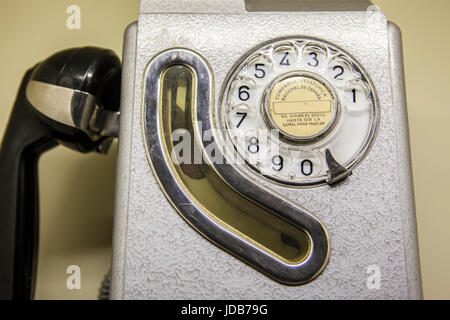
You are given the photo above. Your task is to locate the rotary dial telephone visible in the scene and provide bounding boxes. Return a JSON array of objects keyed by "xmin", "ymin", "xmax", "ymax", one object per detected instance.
[{"xmin": 0, "ymin": 0, "xmax": 421, "ymax": 300}]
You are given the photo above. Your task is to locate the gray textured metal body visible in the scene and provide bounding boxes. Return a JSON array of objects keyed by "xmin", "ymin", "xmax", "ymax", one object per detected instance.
[{"xmin": 111, "ymin": 1, "xmax": 422, "ymax": 299}]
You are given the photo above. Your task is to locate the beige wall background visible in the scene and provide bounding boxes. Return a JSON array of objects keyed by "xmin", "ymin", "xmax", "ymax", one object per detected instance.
[{"xmin": 0, "ymin": 0, "xmax": 448, "ymax": 300}]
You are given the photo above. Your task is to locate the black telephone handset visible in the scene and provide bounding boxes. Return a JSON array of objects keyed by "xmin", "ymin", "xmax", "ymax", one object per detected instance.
[{"xmin": 0, "ymin": 47, "xmax": 121, "ymax": 299}]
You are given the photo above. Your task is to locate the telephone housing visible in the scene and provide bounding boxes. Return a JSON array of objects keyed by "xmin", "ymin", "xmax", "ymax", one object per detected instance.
[
  {"xmin": 110, "ymin": 0, "xmax": 422, "ymax": 299},
  {"xmin": 0, "ymin": 0, "xmax": 422, "ymax": 300}
]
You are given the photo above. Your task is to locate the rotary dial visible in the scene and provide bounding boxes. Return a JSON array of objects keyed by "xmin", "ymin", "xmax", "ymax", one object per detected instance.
[{"xmin": 219, "ymin": 38, "xmax": 379, "ymax": 187}]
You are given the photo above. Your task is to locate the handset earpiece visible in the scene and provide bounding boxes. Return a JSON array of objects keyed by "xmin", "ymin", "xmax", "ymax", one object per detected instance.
[
  {"xmin": 0, "ymin": 47, "xmax": 121, "ymax": 300},
  {"xmin": 26, "ymin": 47, "xmax": 121, "ymax": 153}
]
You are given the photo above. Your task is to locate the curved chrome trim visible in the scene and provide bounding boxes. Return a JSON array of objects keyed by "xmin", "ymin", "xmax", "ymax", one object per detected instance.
[{"xmin": 142, "ymin": 48, "xmax": 330, "ymax": 285}]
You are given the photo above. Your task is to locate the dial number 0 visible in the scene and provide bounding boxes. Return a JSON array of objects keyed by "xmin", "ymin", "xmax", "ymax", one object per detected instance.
[{"xmin": 301, "ymin": 160, "xmax": 313, "ymax": 176}]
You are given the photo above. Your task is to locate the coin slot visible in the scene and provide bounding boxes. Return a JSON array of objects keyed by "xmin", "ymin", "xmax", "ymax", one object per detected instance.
[{"xmin": 159, "ymin": 65, "xmax": 312, "ymax": 265}]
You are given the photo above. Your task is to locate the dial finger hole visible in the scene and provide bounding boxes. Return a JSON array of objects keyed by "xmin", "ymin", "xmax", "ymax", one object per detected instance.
[
  {"xmin": 295, "ymin": 152, "xmax": 324, "ymax": 178},
  {"xmin": 267, "ymin": 149, "xmax": 291, "ymax": 175},
  {"xmin": 302, "ymin": 43, "xmax": 327, "ymax": 70},
  {"xmin": 228, "ymin": 104, "xmax": 257, "ymax": 132},
  {"xmin": 244, "ymin": 130, "xmax": 269, "ymax": 167},
  {"xmin": 273, "ymin": 42, "xmax": 298, "ymax": 68},
  {"xmin": 344, "ymin": 80, "xmax": 373, "ymax": 114},
  {"xmin": 230, "ymin": 78, "xmax": 257, "ymax": 105},
  {"xmin": 327, "ymin": 55, "xmax": 355, "ymax": 85},
  {"xmin": 247, "ymin": 55, "xmax": 273, "ymax": 82}
]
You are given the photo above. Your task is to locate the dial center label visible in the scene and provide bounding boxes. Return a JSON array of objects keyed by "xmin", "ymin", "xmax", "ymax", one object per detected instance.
[{"xmin": 268, "ymin": 76, "xmax": 336, "ymax": 139}]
